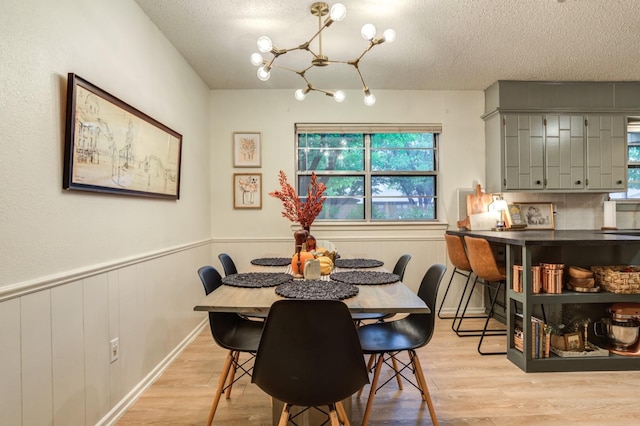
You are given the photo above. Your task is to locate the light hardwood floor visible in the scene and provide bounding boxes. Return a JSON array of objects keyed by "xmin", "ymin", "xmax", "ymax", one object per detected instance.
[{"xmin": 116, "ymin": 317, "xmax": 640, "ymax": 425}]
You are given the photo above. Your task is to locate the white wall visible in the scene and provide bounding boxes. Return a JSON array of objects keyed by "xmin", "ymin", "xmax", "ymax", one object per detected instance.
[
  {"xmin": 0, "ymin": 0, "xmax": 212, "ymax": 424},
  {"xmin": 210, "ymin": 89, "xmax": 487, "ymax": 239}
]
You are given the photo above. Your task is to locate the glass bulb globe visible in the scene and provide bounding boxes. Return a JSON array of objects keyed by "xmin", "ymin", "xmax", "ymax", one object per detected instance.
[
  {"xmin": 250, "ymin": 53, "xmax": 263, "ymax": 66},
  {"xmin": 257, "ymin": 67, "xmax": 270, "ymax": 81},
  {"xmin": 364, "ymin": 93, "xmax": 376, "ymax": 106},
  {"xmin": 361, "ymin": 24, "xmax": 376, "ymax": 41},
  {"xmin": 383, "ymin": 29, "xmax": 396, "ymax": 43},
  {"xmin": 257, "ymin": 36, "xmax": 272, "ymax": 53},
  {"xmin": 295, "ymin": 89, "xmax": 306, "ymax": 101},
  {"xmin": 330, "ymin": 3, "xmax": 347, "ymax": 21},
  {"xmin": 334, "ymin": 90, "xmax": 346, "ymax": 103}
]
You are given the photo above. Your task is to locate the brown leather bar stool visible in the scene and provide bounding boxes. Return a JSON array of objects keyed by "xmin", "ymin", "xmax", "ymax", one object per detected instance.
[
  {"xmin": 463, "ymin": 236, "xmax": 507, "ymax": 355},
  {"xmin": 439, "ymin": 234, "xmax": 483, "ymax": 334}
]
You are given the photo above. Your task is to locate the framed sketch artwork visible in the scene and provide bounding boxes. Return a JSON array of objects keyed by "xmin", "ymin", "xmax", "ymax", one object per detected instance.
[
  {"xmin": 234, "ymin": 173, "xmax": 262, "ymax": 209},
  {"xmin": 233, "ymin": 132, "xmax": 262, "ymax": 167},
  {"xmin": 63, "ymin": 73, "xmax": 183, "ymax": 199},
  {"xmin": 519, "ymin": 203, "xmax": 555, "ymax": 230}
]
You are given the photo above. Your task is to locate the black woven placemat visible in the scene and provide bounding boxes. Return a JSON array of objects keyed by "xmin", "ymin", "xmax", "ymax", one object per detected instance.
[
  {"xmin": 334, "ymin": 258, "xmax": 384, "ymax": 269},
  {"xmin": 222, "ymin": 272, "xmax": 293, "ymax": 288},
  {"xmin": 275, "ymin": 280, "xmax": 359, "ymax": 300},
  {"xmin": 250, "ymin": 257, "xmax": 292, "ymax": 267},
  {"xmin": 330, "ymin": 270, "xmax": 400, "ymax": 285}
]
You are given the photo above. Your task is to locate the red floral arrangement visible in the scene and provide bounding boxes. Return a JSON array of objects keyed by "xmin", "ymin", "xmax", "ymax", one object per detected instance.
[{"xmin": 269, "ymin": 170, "xmax": 326, "ymax": 229}]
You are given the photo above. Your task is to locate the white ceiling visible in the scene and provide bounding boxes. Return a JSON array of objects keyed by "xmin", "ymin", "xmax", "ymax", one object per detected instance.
[{"xmin": 134, "ymin": 0, "xmax": 640, "ymax": 92}]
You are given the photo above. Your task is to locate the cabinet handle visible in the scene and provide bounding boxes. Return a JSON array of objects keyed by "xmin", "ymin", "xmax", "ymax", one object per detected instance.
[
  {"xmin": 617, "ymin": 180, "xmax": 623, "ymax": 185},
  {"xmin": 535, "ymin": 180, "xmax": 542, "ymax": 185},
  {"xmin": 576, "ymin": 180, "xmax": 582, "ymax": 185}
]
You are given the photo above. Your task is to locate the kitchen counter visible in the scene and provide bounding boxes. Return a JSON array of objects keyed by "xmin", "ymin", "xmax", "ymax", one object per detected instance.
[
  {"xmin": 446, "ymin": 228, "xmax": 640, "ymax": 372},
  {"xmin": 446, "ymin": 229, "xmax": 640, "ymax": 246}
]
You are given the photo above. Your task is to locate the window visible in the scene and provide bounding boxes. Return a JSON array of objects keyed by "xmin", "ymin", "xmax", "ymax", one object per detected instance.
[
  {"xmin": 611, "ymin": 117, "xmax": 640, "ymax": 199},
  {"xmin": 296, "ymin": 124, "xmax": 440, "ymax": 221}
]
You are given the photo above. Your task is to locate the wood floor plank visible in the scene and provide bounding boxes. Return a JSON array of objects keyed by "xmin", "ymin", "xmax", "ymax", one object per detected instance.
[{"xmin": 116, "ymin": 317, "xmax": 640, "ymax": 425}]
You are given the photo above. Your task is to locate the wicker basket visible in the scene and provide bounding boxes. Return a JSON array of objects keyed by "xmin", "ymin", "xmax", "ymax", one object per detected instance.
[{"xmin": 591, "ymin": 266, "xmax": 640, "ymax": 294}]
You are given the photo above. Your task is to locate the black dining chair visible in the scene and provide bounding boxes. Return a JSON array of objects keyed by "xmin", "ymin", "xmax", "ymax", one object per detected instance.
[
  {"xmin": 357, "ymin": 263, "xmax": 446, "ymax": 426},
  {"xmin": 351, "ymin": 254, "xmax": 412, "ymax": 326},
  {"xmin": 252, "ymin": 299, "xmax": 369, "ymax": 426},
  {"xmin": 197, "ymin": 266, "xmax": 264, "ymax": 426},
  {"xmin": 218, "ymin": 253, "xmax": 238, "ymax": 276}
]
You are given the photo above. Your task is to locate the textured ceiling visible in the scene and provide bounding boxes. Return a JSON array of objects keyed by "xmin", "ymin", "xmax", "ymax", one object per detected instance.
[{"xmin": 134, "ymin": 0, "xmax": 640, "ymax": 92}]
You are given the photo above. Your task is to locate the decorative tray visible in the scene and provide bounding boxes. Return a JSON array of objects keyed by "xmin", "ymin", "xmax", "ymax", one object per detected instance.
[
  {"xmin": 275, "ymin": 280, "xmax": 359, "ymax": 300},
  {"xmin": 330, "ymin": 270, "xmax": 400, "ymax": 285},
  {"xmin": 334, "ymin": 258, "xmax": 384, "ymax": 269},
  {"xmin": 222, "ymin": 272, "xmax": 293, "ymax": 288},
  {"xmin": 250, "ymin": 257, "xmax": 292, "ymax": 267}
]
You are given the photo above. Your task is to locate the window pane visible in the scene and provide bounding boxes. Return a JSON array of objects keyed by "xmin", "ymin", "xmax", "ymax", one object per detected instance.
[
  {"xmin": 371, "ymin": 133, "xmax": 435, "ymax": 171},
  {"xmin": 371, "ymin": 176, "xmax": 436, "ymax": 220},
  {"xmin": 298, "ymin": 134, "xmax": 364, "ymax": 171},
  {"xmin": 629, "ymin": 145, "xmax": 640, "ymax": 163},
  {"xmin": 299, "ymin": 175, "xmax": 365, "ymax": 220}
]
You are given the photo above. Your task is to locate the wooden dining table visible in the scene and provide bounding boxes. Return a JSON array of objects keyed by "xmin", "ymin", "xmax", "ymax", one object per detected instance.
[{"xmin": 193, "ymin": 263, "xmax": 430, "ymax": 315}]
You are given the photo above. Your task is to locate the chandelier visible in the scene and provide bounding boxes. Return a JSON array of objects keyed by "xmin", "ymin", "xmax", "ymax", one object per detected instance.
[{"xmin": 250, "ymin": 2, "xmax": 396, "ymax": 106}]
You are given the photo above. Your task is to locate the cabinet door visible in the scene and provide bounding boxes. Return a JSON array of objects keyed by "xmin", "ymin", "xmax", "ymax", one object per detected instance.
[
  {"xmin": 504, "ymin": 114, "xmax": 544, "ymax": 190},
  {"xmin": 586, "ymin": 115, "xmax": 627, "ymax": 191},
  {"xmin": 545, "ymin": 115, "xmax": 585, "ymax": 190}
]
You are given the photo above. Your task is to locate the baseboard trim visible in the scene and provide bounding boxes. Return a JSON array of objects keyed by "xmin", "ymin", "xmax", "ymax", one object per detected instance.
[{"xmin": 97, "ymin": 319, "xmax": 208, "ymax": 426}]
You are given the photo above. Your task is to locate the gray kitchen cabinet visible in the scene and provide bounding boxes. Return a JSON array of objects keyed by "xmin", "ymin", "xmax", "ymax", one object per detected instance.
[
  {"xmin": 484, "ymin": 80, "xmax": 637, "ymax": 194},
  {"xmin": 585, "ymin": 115, "xmax": 627, "ymax": 191}
]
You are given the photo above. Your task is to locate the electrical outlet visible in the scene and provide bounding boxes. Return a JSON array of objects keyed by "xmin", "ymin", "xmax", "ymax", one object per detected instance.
[{"xmin": 110, "ymin": 338, "xmax": 119, "ymax": 363}]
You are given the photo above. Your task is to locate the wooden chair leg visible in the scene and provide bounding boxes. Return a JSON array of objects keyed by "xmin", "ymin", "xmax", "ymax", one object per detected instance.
[
  {"xmin": 278, "ymin": 403, "xmax": 291, "ymax": 426},
  {"xmin": 225, "ymin": 351, "xmax": 240, "ymax": 399},
  {"xmin": 328, "ymin": 403, "xmax": 341, "ymax": 426},
  {"xmin": 207, "ymin": 350, "xmax": 234, "ymax": 426},
  {"xmin": 357, "ymin": 354, "xmax": 376, "ymax": 398},
  {"xmin": 390, "ymin": 354, "xmax": 403, "ymax": 390},
  {"xmin": 410, "ymin": 351, "xmax": 438, "ymax": 426},
  {"xmin": 336, "ymin": 401, "xmax": 350, "ymax": 426},
  {"xmin": 362, "ymin": 354, "xmax": 384, "ymax": 426}
]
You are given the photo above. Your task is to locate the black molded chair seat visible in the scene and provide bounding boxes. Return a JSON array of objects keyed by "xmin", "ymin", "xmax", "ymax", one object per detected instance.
[
  {"xmin": 252, "ymin": 299, "xmax": 369, "ymax": 425},
  {"xmin": 357, "ymin": 263, "xmax": 446, "ymax": 426},
  {"xmin": 197, "ymin": 265, "xmax": 264, "ymax": 425}
]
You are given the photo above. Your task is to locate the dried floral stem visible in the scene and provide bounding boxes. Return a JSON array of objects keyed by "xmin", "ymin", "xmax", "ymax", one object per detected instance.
[{"xmin": 269, "ymin": 170, "xmax": 326, "ymax": 229}]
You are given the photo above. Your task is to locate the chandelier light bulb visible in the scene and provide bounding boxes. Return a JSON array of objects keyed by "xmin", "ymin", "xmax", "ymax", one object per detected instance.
[
  {"xmin": 257, "ymin": 67, "xmax": 271, "ymax": 81},
  {"xmin": 361, "ymin": 23, "xmax": 376, "ymax": 41},
  {"xmin": 250, "ymin": 52, "xmax": 263, "ymax": 66},
  {"xmin": 364, "ymin": 92, "xmax": 376, "ymax": 106},
  {"xmin": 334, "ymin": 90, "xmax": 346, "ymax": 103},
  {"xmin": 329, "ymin": 3, "xmax": 347, "ymax": 22},
  {"xmin": 257, "ymin": 36, "xmax": 273, "ymax": 53},
  {"xmin": 383, "ymin": 29, "xmax": 396, "ymax": 43},
  {"xmin": 295, "ymin": 89, "xmax": 307, "ymax": 101}
]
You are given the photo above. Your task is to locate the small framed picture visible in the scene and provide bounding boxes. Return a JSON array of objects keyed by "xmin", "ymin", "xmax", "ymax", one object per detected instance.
[
  {"xmin": 233, "ymin": 132, "xmax": 261, "ymax": 167},
  {"xmin": 518, "ymin": 202, "xmax": 555, "ymax": 230},
  {"xmin": 233, "ymin": 173, "xmax": 262, "ymax": 209},
  {"xmin": 563, "ymin": 332, "xmax": 584, "ymax": 352},
  {"xmin": 505, "ymin": 203, "xmax": 527, "ymax": 229}
]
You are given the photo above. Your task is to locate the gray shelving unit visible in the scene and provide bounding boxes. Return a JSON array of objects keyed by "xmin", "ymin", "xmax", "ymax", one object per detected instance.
[{"xmin": 447, "ymin": 229, "xmax": 640, "ymax": 372}]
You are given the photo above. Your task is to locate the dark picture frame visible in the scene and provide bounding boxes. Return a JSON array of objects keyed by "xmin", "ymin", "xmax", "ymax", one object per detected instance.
[{"xmin": 63, "ymin": 73, "xmax": 183, "ymax": 199}]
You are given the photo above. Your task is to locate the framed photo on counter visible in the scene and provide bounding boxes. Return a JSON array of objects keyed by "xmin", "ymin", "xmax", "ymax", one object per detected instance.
[{"xmin": 518, "ymin": 202, "xmax": 555, "ymax": 230}]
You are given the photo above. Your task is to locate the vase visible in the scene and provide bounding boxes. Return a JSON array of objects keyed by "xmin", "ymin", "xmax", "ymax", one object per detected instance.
[{"xmin": 294, "ymin": 228, "xmax": 309, "ymax": 251}]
